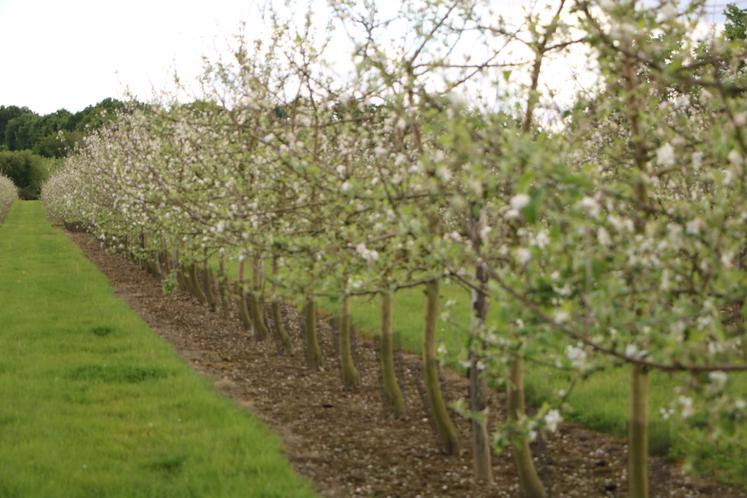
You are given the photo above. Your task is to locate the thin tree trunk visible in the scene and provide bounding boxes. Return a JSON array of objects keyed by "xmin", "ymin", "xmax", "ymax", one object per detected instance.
[
  {"xmin": 620, "ymin": 34, "xmax": 651, "ymax": 498},
  {"xmin": 423, "ymin": 279, "xmax": 459, "ymax": 454},
  {"xmin": 381, "ymin": 290, "xmax": 405, "ymax": 416},
  {"xmin": 508, "ymin": 355, "xmax": 546, "ymax": 498},
  {"xmin": 218, "ymin": 252, "xmax": 228, "ymax": 310},
  {"xmin": 202, "ymin": 256, "xmax": 217, "ymax": 311},
  {"xmin": 190, "ymin": 263, "xmax": 208, "ymax": 304},
  {"xmin": 339, "ymin": 293, "xmax": 360, "ymax": 388},
  {"xmin": 304, "ymin": 297, "xmax": 322, "ymax": 369},
  {"xmin": 206, "ymin": 266, "xmax": 219, "ymax": 311},
  {"xmin": 250, "ymin": 253, "xmax": 269, "ymax": 340},
  {"xmin": 270, "ymin": 254, "xmax": 292, "ymax": 353},
  {"xmin": 469, "ymin": 287, "xmax": 493, "ymax": 479},
  {"xmin": 160, "ymin": 240, "xmax": 170, "ymax": 274},
  {"xmin": 174, "ymin": 248, "xmax": 188, "ymax": 292},
  {"xmin": 469, "ymin": 207, "xmax": 493, "ymax": 482},
  {"xmin": 237, "ymin": 259, "xmax": 253, "ymax": 333},
  {"xmin": 174, "ymin": 248, "xmax": 183, "ymax": 289},
  {"xmin": 629, "ymin": 365, "xmax": 649, "ymax": 498},
  {"xmin": 271, "ymin": 301, "xmax": 292, "ymax": 352}
]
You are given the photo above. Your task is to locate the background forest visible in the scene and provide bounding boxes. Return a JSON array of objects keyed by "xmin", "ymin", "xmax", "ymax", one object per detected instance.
[{"xmin": 0, "ymin": 98, "xmax": 125, "ymax": 198}]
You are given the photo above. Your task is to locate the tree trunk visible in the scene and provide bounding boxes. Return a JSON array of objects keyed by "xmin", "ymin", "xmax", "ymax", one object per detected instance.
[
  {"xmin": 303, "ymin": 297, "xmax": 322, "ymax": 369},
  {"xmin": 237, "ymin": 259, "xmax": 253, "ymax": 333},
  {"xmin": 423, "ymin": 279, "xmax": 459, "ymax": 454},
  {"xmin": 174, "ymin": 248, "xmax": 186, "ymax": 290},
  {"xmin": 468, "ymin": 204, "xmax": 494, "ymax": 482},
  {"xmin": 202, "ymin": 257, "xmax": 217, "ymax": 311},
  {"xmin": 160, "ymin": 240, "xmax": 170, "ymax": 274},
  {"xmin": 629, "ymin": 365, "xmax": 649, "ymax": 498},
  {"xmin": 269, "ymin": 255, "xmax": 292, "ymax": 353},
  {"xmin": 469, "ymin": 269, "xmax": 493, "ymax": 481},
  {"xmin": 218, "ymin": 253, "xmax": 228, "ymax": 310},
  {"xmin": 380, "ymin": 290, "xmax": 405, "ymax": 416},
  {"xmin": 339, "ymin": 293, "xmax": 360, "ymax": 388},
  {"xmin": 250, "ymin": 253, "xmax": 269, "ymax": 341},
  {"xmin": 190, "ymin": 263, "xmax": 208, "ymax": 304},
  {"xmin": 508, "ymin": 355, "xmax": 546, "ymax": 498}
]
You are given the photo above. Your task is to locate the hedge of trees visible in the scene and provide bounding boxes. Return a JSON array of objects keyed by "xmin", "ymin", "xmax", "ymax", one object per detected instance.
[{"xmin": 43, "ymin": 1, "xmax": 746, "ymax": 497}]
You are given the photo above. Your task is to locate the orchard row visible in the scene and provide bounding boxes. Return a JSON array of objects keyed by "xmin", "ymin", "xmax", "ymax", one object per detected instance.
[
  {"xmin": 0, "ymin": 174, "xmax": 18, "ymax": 219},
  {"xmin": 42, "ymin": 1, "xmax": 747, "ymax": 496}
]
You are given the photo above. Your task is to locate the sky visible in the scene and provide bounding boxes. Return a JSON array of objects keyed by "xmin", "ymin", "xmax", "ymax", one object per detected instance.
[
  {"xmin": 0, "ymin": 0, "xmax": 257, "ymax": 114},
  {"xmin": 0, "ymin": 0, "xmax": 735, "ymax": 115}
]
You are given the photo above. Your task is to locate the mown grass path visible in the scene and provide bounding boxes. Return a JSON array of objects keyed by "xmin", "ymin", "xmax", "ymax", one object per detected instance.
[{"xmin": 0, "ymin": 201, "xmax": 315, "ymax": 498}]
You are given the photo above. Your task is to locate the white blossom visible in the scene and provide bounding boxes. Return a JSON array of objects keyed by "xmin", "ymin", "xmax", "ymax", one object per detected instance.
[
  {"xmin": 709, "ymin": 371, "xmax": 728, "ymax": 386},
  {"xmin": 686, "ymin": 218, "xmax": 704, "ymax": 235},
  {"xmin": 597, "ymin": 227, "xmax": 611, "ymax": 246},
  {"xmin": 656, "ymin": 142, "xmax": 676, "ymax": 167},
  {"xmin": 656, "ymin": 3, "xmax": 678, "ymax": 22},
  {"xmin": 565, "ymin": 344, "xmax": 587, "ymax": 368},
  {"xmin": 679, "ymin": 396, "xmax": 694, "ymax": 419},
  {"xmin": 554, "ymin": 310, "xmax": 570, "ymax": 324},
  {"xmin": 515, "ymin": 247, "xmax": 531, "ymax": 265},
  {"xmin": 510, "ymin": 193, "xmax": 530, "ymax": 210},
  {"xmin": 534, "ymin": 230, "xmax": 549, "ymax": 248},
  {"xmin": 544, "ymin": 409, "xmax": 562, "ymax": 432},
  {"xmin": 691, "ymin": 151, "xmax": 703, "ymax": 170},
  {"xmin": 727, "ymin": 149, "xmax": 743, "ymax": 166},
  {"xmin": 578, "ymin": 197, "xmax": 601, "ymax": 218}
]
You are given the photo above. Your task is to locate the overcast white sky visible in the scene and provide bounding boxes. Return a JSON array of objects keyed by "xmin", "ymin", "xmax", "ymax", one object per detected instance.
[
  {"xmin": 0, "ymin": 0, "xmax": 732, "ymax": 115},
  {"xmin": 0, "ymin": 0, "xmax": 259, "ymax": 114}
]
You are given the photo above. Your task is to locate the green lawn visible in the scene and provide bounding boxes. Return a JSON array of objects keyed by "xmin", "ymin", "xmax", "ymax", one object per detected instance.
[{"xmin": 0, "ymin": 201, "xmax": 316, "ymax": 498}]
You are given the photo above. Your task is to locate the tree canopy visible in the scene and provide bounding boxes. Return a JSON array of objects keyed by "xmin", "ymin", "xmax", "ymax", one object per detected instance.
[
  {"xmin": 0, "ymin": 98, "xmax": 127, "ymax": 158},
  {"xmin": 725, "ymin": 3, "xmax": 747, "ymax": 41}
]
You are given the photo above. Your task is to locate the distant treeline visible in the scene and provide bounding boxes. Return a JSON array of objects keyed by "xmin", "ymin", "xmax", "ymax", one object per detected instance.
[
  {"xmin": 0, "ymin": 98, "xmax": 126, "ymax": 158},
  {"xmin": 0, "ymin": 98, "xmax": 131, "ymax": 199}
]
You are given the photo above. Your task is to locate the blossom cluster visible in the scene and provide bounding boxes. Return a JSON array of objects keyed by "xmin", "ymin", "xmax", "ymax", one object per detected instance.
[{"xmin": 0, "ymin": 174, "xmax": 18, "ymax": 220}]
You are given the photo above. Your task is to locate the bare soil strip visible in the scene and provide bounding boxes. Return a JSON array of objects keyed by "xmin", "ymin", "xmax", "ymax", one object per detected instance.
[{"xmin": 68, "ymin": 230, "xmax": 746, "ymax": 498}]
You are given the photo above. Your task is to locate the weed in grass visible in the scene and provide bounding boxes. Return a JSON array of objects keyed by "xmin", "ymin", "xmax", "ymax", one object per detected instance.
[
  {"xmin": 91, "ymin": 325, "xmax": 116, "ymax": 337},
  {"xmin": 145, "ymin": 455, "xmax": 187, "ymax": 476},
  {"xmin": 67, "ymin": 365, "xmax": 169, "ymax": 384}
]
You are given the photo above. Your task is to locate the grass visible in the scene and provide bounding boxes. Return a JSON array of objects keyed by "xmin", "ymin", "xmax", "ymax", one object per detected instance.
[{"xmin": 0, "ymin": 201, "xmax": 316, "ymax": 498}]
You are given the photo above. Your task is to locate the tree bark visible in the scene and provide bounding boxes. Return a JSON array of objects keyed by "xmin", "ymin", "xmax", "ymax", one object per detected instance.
[
  {"xmin": 237, "ymin": 259, "xmax": 253, "ymax": 333},
  {"xmin": 339, "ymin": 293, "xmax": 360, "ymax": 388},
  {"xmin": 202, "ymin": 257, "xmax": 217, "ymax": 311},
  {"xmin": 469, "ymin": 207, "xmax": 493, "ymax": 482},
  {"xmin": 218, "ymin": 252, "xmax": 228, "ymax": 310},
  {"xmin": 629, "ymin": 365, "xmax": 649, "ymax": 498},
  {"xmin": 304, "ymin": 297, "xmax": 322, "ymax": 369},
  {"xmin": 270, "ymin": 254, "xmax": 292, "ymax": 352},
  {"xmin": 250, "ymin": 253, "xmax": 269, "ymax": 340},
  {"xmin": 190, "ymin": 262, "xmax": 208, "ymax": 304},
  {"xmin": 381, "ymin": 290, "xmax": 405, "ymax": 416},
  {"xmin": 508, "ymin": 355, "xmax": 546, "ymax": 498},
  {"xmin": 423, "ymin": 279, "xmax": 459, "ymax": 454}
]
